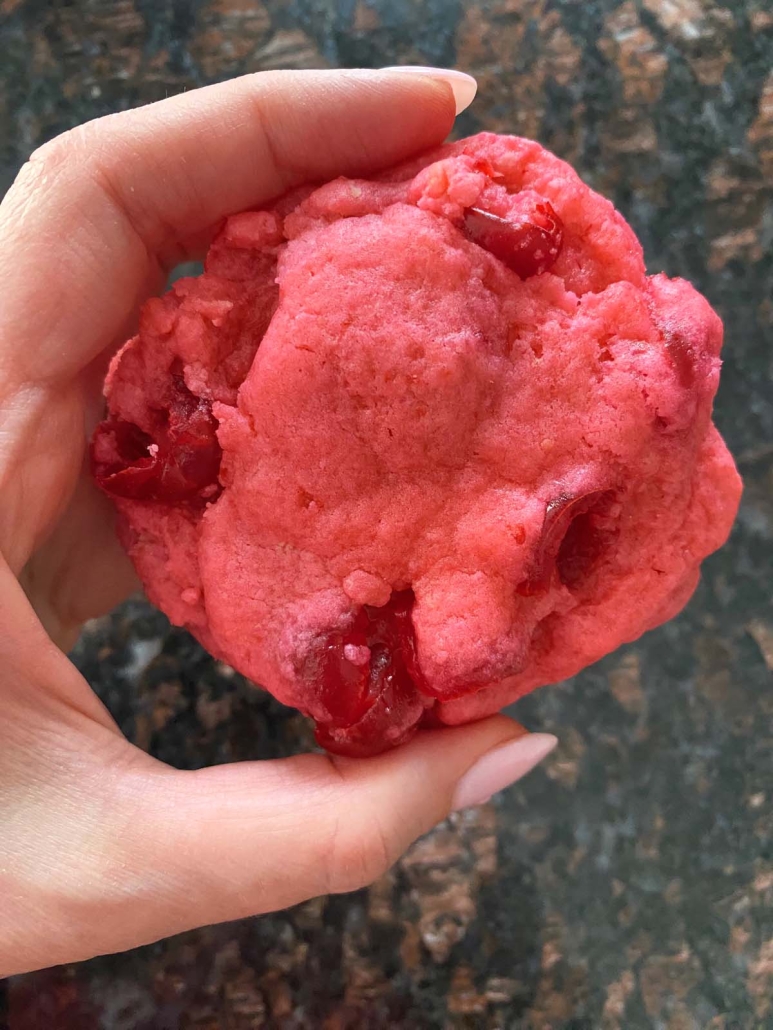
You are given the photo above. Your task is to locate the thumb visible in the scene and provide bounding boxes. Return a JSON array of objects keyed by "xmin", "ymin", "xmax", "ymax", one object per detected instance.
[
  {"xmin": 109, "ymin": 719, "xmax": 556, "ymax": 950},
  {"xmin": 1, "ymin": 703, "xmax": 556, "ymax": 974}
]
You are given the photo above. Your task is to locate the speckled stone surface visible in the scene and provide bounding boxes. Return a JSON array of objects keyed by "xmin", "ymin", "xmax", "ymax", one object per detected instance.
[{"xmin": 1, "ymin": 1, "xmax": 772, "ymax": 1027}]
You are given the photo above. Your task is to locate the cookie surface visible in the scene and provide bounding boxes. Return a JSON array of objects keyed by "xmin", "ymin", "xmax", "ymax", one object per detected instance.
[{"xmin": 93, "ymin": 133, "xmax": 742, "ymax": 756}]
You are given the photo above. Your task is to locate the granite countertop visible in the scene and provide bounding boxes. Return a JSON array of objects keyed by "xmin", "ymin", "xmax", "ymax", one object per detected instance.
[{"xmin": 1, "ymin": 1, "xmax": 772, "ymax": 1027}]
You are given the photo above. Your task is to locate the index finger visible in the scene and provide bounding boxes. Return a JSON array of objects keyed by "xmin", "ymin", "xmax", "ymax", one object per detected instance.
[{"xmin": 0, "ymin": 68, "xmax": 473, "ymax": 386}]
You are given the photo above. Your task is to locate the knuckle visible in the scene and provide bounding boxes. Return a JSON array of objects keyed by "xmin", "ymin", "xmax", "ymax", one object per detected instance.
[
  {"xmin": 6, "ymin": 125, "xmax": 92, "ymax": 210},
  {"xmin": 5, "ymin": 118, "xmax": 148, "ymax": 250},
  {"xmin": 29, "ymin": 124, "xmax": 90, "ymax": 178},
  {"xmin": 22, "ymin": 119, "xmax": 122, "ymax": 197},
  {"xmin": 321, "ymin": 810, "xmax": 396, "ymax": 895}
]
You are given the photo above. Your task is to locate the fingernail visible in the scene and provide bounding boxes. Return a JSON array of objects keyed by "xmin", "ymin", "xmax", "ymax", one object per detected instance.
[
  {"xmin": 381, "ymin": 66, "xmax": 478, "ymax": 115},
  {"xmin": 451, "ymin": 733, "xmax": 558, "ymax": 811}
]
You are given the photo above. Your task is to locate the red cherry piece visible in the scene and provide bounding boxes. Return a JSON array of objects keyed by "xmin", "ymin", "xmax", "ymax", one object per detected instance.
[
  {"xmin": 518, "ymin": 490, "xmax": 617, "ymax": 595},
  {"xmin": 92, "ymin": 376, "xmax": 222, "ymax": 503},
  {"xmin": 91, "ymin": 420, "xmax": 160, "ymax": 500},
  {"xmin": 463, "ymin": 198, "xmax": 564, "ymax": 278},
  {"xmin": 308, "ymin": 590, "xmax": 429, "ymax": 757}
]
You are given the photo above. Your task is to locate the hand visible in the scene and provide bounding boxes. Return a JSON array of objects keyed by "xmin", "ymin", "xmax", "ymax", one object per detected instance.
[{"xmin": 0, "ymin": 68, "xmax": 556, "ymax": 975}]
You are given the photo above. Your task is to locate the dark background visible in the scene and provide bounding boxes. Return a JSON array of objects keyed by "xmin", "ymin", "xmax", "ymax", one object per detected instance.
[{"xmin": 1, "ymin": 0, "xmax": 772, "ymax": 1027}]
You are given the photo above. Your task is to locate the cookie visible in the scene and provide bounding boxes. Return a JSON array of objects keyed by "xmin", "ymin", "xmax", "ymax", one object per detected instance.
[{"xmin": 93, "ymin": 133, "xmax": 742, "ymax": 756}]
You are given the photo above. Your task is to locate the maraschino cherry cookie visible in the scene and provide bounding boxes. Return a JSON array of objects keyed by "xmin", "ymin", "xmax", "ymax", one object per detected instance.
[{"xmin": 92, "ymin": 133, "xmax": 741, "ymax": 756}]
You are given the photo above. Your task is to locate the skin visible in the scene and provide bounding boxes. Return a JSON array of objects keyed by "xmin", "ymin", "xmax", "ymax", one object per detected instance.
[{"xmin": 0, "ymin": 70, "xmax": 543, "ymax": 976}]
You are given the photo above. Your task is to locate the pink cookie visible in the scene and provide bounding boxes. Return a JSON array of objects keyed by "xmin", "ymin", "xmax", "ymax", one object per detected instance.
[{"xmin": 92, "ymin": 133, "xmax": 742, "ymax": 756}]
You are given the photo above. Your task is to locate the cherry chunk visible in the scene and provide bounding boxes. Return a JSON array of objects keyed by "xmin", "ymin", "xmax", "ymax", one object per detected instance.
[
  {"xmin": 92, "ymin": 375, "xmax": 222, "ymax": 504},
  {"xmin": 518, "ymin": 490, "xmax": 618, "ymax": 596},
  {"xmin": 463, "ymin": 196, "xmax": 564, "ymax": 279},
  {"xmin": 309, "ymin": 591, "xmax": 428, "ymax": 757}
]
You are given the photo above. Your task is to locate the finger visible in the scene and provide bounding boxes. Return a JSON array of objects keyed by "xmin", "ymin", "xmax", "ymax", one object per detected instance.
[
  {"xmin": 0, "ymin": 68, "xmax": 473, "ymax": 388},
  {"xmin": 109, "ymin": 719, "xmax": 555, "ymax": 960}
]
